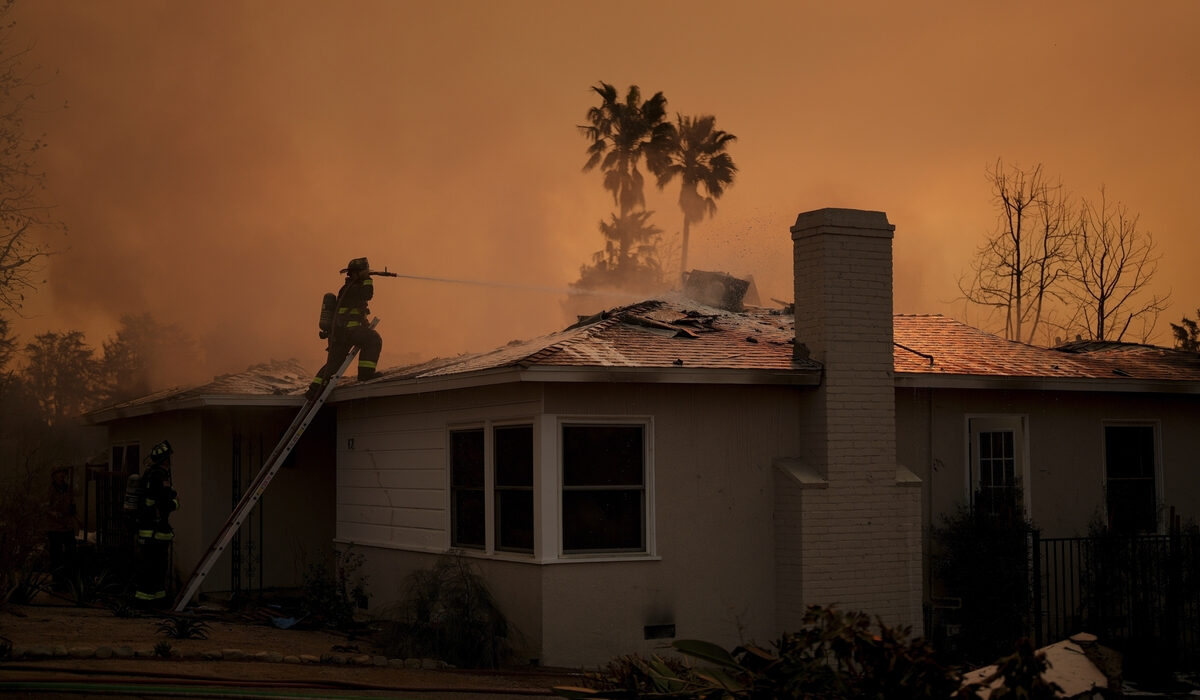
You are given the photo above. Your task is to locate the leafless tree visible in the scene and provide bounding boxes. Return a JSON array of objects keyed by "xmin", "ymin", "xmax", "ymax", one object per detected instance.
[
  {"xmin": 0, "ymin": 0, "xmax": 63, "ymax": 314},
  {"xmin": 959, "ymin": 160, "xmax": 1073, "ymax": 344},
  {"xmin": 1061, "ymin": 187, "xmax": 1168, "ymax": 342}
]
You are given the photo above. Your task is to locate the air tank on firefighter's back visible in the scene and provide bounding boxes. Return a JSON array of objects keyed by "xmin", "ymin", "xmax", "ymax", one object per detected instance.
[{"xmin": 318, "ymin": 292, "xmax": 337, "ymax": 338}]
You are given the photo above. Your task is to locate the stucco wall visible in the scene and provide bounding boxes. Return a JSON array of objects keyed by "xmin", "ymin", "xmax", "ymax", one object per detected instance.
[
  {"xmin": 541, "ymin": 382, "xmax": 802, "ymax": 666},
  {"xmin": 199, "ymin": 407, "xmax": 336, "ymax": 592},
  {"xmin": 335, "ymin": 380, "xmax": 805, "ymax": 668},
  {"xmin": 897, "ymin": 386, "xmax": 1200, "ymax": 540},
  {"xmin": 103, "ymin": 405, "xmax": 334, "ymax": 598},
  {"xmin": 104, "ymin": 413, "xmax": 204, "ymax": 591}
]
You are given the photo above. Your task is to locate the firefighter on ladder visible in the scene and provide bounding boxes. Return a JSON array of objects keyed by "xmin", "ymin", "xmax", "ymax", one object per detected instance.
[
  {"xmin": 134, "ymin": 440, "xmax": 178, "ymax": 607},
  {"xmin": 306, "ymin": 257, "xmax": 383, "ymax": 401}
]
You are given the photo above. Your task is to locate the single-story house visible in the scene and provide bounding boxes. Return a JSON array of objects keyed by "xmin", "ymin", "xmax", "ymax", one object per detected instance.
[{"xmin": 86, "ymin": 208, "xmax": 1200, "ymax": 668}]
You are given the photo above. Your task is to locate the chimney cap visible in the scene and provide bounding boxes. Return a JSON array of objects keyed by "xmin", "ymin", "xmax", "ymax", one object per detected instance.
[{"xmin": 790, "ymin": 208, "xmax": 894, "ymax": 238}]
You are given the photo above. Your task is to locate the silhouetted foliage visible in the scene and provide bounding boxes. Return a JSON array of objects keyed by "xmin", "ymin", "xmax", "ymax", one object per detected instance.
[
  {"xmin": 0, "ymin": 314, "xmax": 14, "ymax": 372},
  {"xmin": 579, "ymin": 82, "xmax": 672, "ymax": 219},
  {"xmin": 1170, "ymin": 308, "xmax": 1199, "ymax": 352},
  {"xmin": 375, "ymin": 553, "xmax": 512, "ymax": 669},
  {"xmin": 656, "ymin": 114, "xmax": 737, "ymax": 280},
  {"xmin": 21, "ymin": 330, "xmax": 99, "ymax": 425},
  {"xmin": 156, "ymin": 615, "xmax": 210, "ymax": 640},
  {"xmin": 961, "ymin": 161, "xmax": 1169, "ymax": 344},
  {"xmin": 572, "ymin": 210, "xmax": 666, "ymax": 296},
  {"xmin": 557, "ymin": 605, "xmax": 1073, "ymax": 699},
  {"xmin": 0, "ymin": 463, "xmax": 48, "ymax": 605},
  {"xmin": 959, "ymin": 160, "xmax": 1072, "ymax": 345},
  {"xmin": 976, "ymin": 638, "xmax": 1062, "ymax": 699},
  {"xmin": 301, "ymin": 547, "xmax": 369, "ymax": 630},
  {"xmin": 1063, "ymin": 186, "xmax": 1168, "ymax": 342},
  {"xmin": 100, "ymin": 312, "xmax": 201, "ymax": 403},
  {"xmin": 932, "ymin": 491, "xmax": 1033, "ymax": 667}
]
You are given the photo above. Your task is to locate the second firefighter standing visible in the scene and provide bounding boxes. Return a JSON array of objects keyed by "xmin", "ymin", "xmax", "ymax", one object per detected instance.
[
  {"xmin": 306, "ymin": 257, "xmax": 384, "ymax": 400},
  {"xmin": 134, "ymin": 440, "xmax": 179, "ymax": 606}
]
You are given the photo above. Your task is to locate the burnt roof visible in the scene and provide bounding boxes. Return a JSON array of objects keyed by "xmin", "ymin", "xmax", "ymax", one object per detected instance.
[
  {"xmin": 87, "ymin": 305, "xmax": 1200, "ymax": 423},
  {"xmin": 85, "ymin": 359, "xmax": 310, "ymax": 423}
]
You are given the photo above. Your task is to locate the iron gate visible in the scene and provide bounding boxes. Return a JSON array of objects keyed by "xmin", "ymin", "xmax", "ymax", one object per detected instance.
[{"xmin": 1031, "ymin": 527, "xmax": 1199, "ymax": 671}]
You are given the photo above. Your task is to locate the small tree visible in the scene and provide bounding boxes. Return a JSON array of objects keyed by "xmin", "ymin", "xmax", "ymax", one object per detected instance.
[
  {"xmin": 1170, "ymin": 308, "xmax": 1199, "ymax": 351},
  {"xmin": 22, "ymin": 330, "xmax": 100, "ymax": 425},
  {"xmin": 1062, "ymin": 187, "xmax": 1168, "ymax": 342},
  {"xmin": 375, "ymin": 554, "xmax": 512, "ymax": 669}
]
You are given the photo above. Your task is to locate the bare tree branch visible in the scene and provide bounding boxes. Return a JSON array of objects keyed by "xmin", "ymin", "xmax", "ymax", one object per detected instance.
[
  {"xmin": 0, "ymin": 0, "xmax": 65, "ymax": 315},
  {"xmin": 958, "ymin": 159, "xmax": 1072, "ymax": 345},
  {"xmin": 1062, "ymin": 187, "xmax": 1169, "ymax": 342}
]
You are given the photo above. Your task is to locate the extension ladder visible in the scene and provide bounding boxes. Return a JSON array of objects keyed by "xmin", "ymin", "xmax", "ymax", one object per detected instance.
[{"xmin": 172, "ymin": 319, "xmax": 379, "ymax": 612}]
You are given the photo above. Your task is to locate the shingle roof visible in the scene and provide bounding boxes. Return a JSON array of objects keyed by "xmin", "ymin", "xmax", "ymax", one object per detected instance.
[
  {"xmin": 89, "ymin": 305, "xmax": 1200, "ymax": 423},
  {"xmin": 385, "ymin": 300, "xmax": 811, "ymax": 380},
  {"xmin": 85, "ymin": 359, "xmax": 310, "ymax": 422},
  {"xmin": 893, "ymin": 314, "xmax": 1200, "ymax": 382}
]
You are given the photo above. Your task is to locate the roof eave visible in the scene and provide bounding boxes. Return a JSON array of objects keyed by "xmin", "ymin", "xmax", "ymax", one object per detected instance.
[
  {"xmin": 896, "ymin": 372, "xmax": 1200, "ymax": 394},
  {"xmin": 520, "ymin": 365, "xmax": 821, "ymax": 386},
  {"xmin": 85, "ymin": 394, "xmax": 303, "ymax": 424},
  {"xmin": 332, "ymin": 364, "xmax": 821, "ymax": 400}
]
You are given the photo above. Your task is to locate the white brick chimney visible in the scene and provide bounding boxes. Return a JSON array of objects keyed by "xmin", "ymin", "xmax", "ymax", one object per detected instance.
[{"xmin": 774, "ymin": 208, "xmax": 923, "ymax": 634}]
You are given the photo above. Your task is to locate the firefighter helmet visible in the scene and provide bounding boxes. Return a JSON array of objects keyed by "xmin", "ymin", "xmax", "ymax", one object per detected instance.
[
  {"xmin": 341, "ymin": 257, "xmax": 369, "ymax": 274},
  {"xmin": 149, "ymin": 440, "xmax": 173, "ymax": 465}
]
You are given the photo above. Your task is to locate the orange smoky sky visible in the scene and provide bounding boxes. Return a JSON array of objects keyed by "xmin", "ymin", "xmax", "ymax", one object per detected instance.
[{"xmin": 8, "ymin": 1, "xmax": 1200, "ymax": 383}]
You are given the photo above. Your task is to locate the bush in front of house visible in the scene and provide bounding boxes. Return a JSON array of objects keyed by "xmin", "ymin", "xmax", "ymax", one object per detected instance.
[
  {"xmin": 932, "ymin": 491, "xmax": 1034, "ymax": 667},
  {"xmin": 558, "ymin": 605, "xmax": 966, "ymax": 699},
  {"xmin": 0, "ymin": 465, "xmax": 50, "ymax": 606},
  {"xmin": 372, "ymin": 553, "xmax": 512, "ymax": 669},
  {"xmin": 301, "ymin": 546, "xmax": 370, "ymax": 630},
  {"xmin": 555, "ymin": 605, "xmax": 1060, "ymax": 699}
]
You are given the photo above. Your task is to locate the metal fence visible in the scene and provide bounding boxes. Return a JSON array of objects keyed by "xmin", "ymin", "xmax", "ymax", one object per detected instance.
[
  {"xmin": 1031, "ymin": 528, "xmax": 1200, "ymax": 671},
  {"xmin": 83, "ymin": 465, "xmax": 135, "ymax": 556}
]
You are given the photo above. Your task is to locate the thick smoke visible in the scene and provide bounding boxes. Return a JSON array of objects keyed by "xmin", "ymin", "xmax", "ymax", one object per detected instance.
[{"xmin": 8, "ymin": 1, "xmax": 1199, "ymax": 390}]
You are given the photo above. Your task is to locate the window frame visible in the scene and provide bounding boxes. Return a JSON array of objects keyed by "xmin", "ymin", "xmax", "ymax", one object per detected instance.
[
  {"xmin": 446, "ymin": 419, "xmax": 536, "ymax": 557},
  {"xmin": 1101, "ymin": 420, "xmax": 1162, "ymax": 534},
  {"xmin": 964, "ymin": 415, "xmax": 1031, "ymax": 518},
  {"xmin": 112, "ymin": 442, "xmax": 141, "ymax": 474},
  {"xmin": 557, "ymin": 417, "xmax": 655, "ymax": 558},
  {"xmin": 448, "ymin": 425, "xmax": 486, "ymax": 550},
  {"xmin": 493, "ymin": 423, "xmax": 534, "ymax": 554}
]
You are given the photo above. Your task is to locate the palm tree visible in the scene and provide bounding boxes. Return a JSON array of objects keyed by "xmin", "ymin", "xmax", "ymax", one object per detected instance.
[
  {"xmin": 573, "ymin": 210, "xmax": 665, "ymax": 294},
  {"xmin": 657, "ymin": 115, "xmax": 737, "ymax": 280},
  {"xmin": 579, "ymin": 82, "xmax": 673, "ymax": 218}
]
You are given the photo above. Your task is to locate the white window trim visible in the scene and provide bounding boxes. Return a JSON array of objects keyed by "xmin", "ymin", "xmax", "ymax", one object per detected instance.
[
  {"xmin": 553, "ymin": 415, "xmax": 656, "ymax": 562},
  {"xmin": 963, "ymin": 414, "xmax": 1031, "ymax": 517},
  {"xmin": 1100, "ymin": 419, "xmax": 1163, "ymax": 534},
  {"xmin": 445, "ymin": 418, "xmax": 537, "ymax": 558}
]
